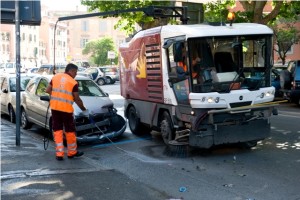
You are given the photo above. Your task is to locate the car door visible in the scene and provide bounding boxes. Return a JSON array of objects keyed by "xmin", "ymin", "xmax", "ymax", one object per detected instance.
[
  {"xmin": 0, "ymin": 77, "xmax": 9, "ymax": 114},
  {"xmin": 23, "ymin": 77, "xmax": 40, "ymax": 123},
  {"xmin": 33, "ymin": 78, "xmax": 51, "ymax": 127}
]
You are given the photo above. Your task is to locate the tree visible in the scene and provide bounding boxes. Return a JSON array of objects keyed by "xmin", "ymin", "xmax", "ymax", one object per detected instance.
[
  {"xmin": 203, "ymin": 1, "xmax": 285, "ymax": 24},
  {"xmin": 81, "ymin": 0, "xmax": 174, "ymax": 35},
  {"xmin": 272, "ymin": 20, "xmax": 300, "ymax": 65},
  {"xmin": 271, "ymin": 2, "xmax": 300, "ymax": 65},
  {"xmin": 82, "ymin": 37, "xmax": 118, "ymax": 66},
  {"xmin": 204, "ymin": 1, "xmax": 300, "ymax": 64}
]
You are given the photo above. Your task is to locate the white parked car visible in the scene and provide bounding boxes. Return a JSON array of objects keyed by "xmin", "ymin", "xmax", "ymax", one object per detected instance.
[
  {"xmin": 0, "ymin": 62, "xmax": 26, "ymax": 74},
  {"xmin": 0, "ymin": 74, "xmax": 36, "ymax": 123},
  {"xmin": 20, "ymin": 75, "xmax": 126, "ymax": 143}
]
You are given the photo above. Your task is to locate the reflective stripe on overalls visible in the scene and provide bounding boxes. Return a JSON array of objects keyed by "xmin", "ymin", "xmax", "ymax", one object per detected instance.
[{"xmin": 50, "ymin": 73, "xmax": 77, "ymax": 113}]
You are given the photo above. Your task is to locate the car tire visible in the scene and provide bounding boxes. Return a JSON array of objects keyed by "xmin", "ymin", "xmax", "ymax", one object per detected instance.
[
  {"xmin": 280, "ymin": 70, "xmax": 291, "ymax": 90},
  {"xmin": 97, "ymin": 78, "xmax": 106, "ymax": 86},
  {"xmin": 106, "ymin": 77, "xmax": 115, "ymax": 84},
  {"xmin": 128, "ymin": 106, "xmax": 151, "ymax": 136},
  {"xmin": 21, "ymin": 108, "xmax": 32, "ymax": 129},
  {"xmin": 9, "ymin": 105, "xmax": 16, "ymax": 123},
  {"xmin": 160, "ymin": 111, "xmax": 175, "ymax": 145}
]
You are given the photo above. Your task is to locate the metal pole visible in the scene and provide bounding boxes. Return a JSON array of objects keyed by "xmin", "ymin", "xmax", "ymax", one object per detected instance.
[{"xmin": 15, "ymin": 0, "xmax": 21, "ymax": 146}]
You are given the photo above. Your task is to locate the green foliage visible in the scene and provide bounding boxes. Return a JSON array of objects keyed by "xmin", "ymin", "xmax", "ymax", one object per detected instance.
[
  {"xmin": 203, "ymin": 0, "xmax": 236, "ymax": 23},
  {"xmin": 271, "ymin": 21, "xmax": 300, "ymax": 65},
  {"xmin": 81, "ymin": 0, "xmax": 173, "ymax": 35},
  {"xmin": 82, "ymin": 37, "xmax": 118, "ymax": 66}
]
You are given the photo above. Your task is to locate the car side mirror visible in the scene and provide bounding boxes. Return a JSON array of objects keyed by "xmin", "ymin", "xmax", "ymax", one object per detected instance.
[
  {"xmin": 2, "ymin": 88, "xmax": 8, "ymax": 93},
  {"xmin": 40, "ymin": 95, "xmax": 50, "ymax": 101}
]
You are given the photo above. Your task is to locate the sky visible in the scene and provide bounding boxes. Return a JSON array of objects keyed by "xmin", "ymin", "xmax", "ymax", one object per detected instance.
[{"xmin": 41, "ymin": 0, "xmax": 87, "ymax": 11}]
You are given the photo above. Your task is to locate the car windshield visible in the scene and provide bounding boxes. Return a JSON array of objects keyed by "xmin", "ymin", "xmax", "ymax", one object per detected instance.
[
  {"xmin": 77, "ymin": 79, "xmax": 107, "ymax": 97},
  {"xmin": 102, "ymin": 68, "xmax": 116, "ymax": 73},
  {"xmin": 6, "ymin": 63, "xmax": 14, "ymax": 69},
  {"xmin": 9, "ymin": 76, "xmax": 33, "ymax": 92}
]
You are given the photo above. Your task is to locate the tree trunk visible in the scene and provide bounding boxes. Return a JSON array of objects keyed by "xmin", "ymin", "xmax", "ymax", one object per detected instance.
[{"xmin": 239, "ymin": 1, "xmax": 284, "ymax": 25}]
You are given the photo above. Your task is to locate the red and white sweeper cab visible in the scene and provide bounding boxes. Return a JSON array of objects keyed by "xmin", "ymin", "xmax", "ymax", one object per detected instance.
[{"xmin": 119, "ymin": 12, "xmax": 278, "ymax": 149}]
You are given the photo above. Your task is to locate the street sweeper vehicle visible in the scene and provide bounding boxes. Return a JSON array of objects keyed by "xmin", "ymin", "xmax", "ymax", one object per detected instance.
[{"xmin": 119, "ymin": 17, "xmax": 278, "ymax": 149}]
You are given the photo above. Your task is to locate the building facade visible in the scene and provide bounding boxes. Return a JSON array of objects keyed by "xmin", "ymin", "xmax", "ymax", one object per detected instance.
[
  {"xmin": 1, "ymin": 1, "xmax": 299, "ymax": 68},
  {"xmin": 0, "ymin": 5, "xmax": 127, "ymax": 67}
]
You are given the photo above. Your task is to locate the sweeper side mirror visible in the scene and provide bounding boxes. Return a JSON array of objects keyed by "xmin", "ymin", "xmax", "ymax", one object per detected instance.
[{"xmin": 40, "ymin": 95, "xmax": 50, "ymax": 101}]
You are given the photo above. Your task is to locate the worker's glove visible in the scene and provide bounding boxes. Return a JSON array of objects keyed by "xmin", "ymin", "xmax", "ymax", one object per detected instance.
[{"xmin": 80, "ymin": 109, "xmax": 90, "ymax": 117}]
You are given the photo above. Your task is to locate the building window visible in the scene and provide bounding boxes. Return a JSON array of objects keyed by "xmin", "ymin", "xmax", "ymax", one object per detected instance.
[
  {"xmin": 81, "ymin": 21, "xmax": 89, "ymax": 32},
  {"xmin": 29, "ymin": 34, "xmax": 32, "ymax": 42},
  {"xmin": 80, "ymin": 38, "xmax": 89, "ymax": 48},
  {"xmin": 6, "ymin": 33, "xmax": 10, "ymax": 41},
  {"xmin": 99, "ymin": 21, "xmax": 107, "ymax": 32},
  {"xmin": 22, "ymin": 33, "xmax": 25, "ymax": 41},
  {"xmin": 1, "ymin": 33, "xmax": 5, "ymax": 41}
]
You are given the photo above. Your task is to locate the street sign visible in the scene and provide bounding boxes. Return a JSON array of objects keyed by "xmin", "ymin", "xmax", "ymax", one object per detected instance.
[
  {"xmin": 107, "ymin": 51, "xmax": 116, "ymax": 59},
  {"xmin": 1, "ymin": 0, "xmax": 41, "ymax": 25}
]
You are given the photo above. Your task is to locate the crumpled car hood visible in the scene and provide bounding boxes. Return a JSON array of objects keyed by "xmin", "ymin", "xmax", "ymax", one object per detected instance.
[{"xmin": 73, "ymin": 96, "xmax": 114, "ymax": 116}]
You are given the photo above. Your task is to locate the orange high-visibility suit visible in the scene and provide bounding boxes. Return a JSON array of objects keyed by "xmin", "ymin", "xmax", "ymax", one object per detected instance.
[{"xmin": 50, "ymin": 73, "xmax": 78, "ymax": 158}]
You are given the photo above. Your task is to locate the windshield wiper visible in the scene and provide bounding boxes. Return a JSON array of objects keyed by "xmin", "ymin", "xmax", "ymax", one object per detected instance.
[{"xmin": 226, "ymin": 67, "xmax": 245, "ymax": 92}]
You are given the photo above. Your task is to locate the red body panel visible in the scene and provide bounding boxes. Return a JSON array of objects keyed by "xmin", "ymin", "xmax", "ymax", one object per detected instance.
[{"xmin": 119, "ymin": 30, "xmax": 164, "ymax": 103}]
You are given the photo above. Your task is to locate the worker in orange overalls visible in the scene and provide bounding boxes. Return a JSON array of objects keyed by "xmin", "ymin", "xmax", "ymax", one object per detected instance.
[{"xmin": 46, "ymin": 63, "xmax": 88, "ymax": 161}]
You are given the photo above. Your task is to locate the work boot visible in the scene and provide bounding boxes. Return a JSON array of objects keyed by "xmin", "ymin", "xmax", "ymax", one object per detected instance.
[
  {"xmin": 56, "ymin": 156, "xmax": 64, "ymax": 161},
  {"xmin": 68, "ymin": 151, "xmax": 84, "ymax": 159}
]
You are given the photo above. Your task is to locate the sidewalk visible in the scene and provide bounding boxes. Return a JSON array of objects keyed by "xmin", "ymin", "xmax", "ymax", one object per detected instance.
[{"xmin": 0, "ymin": 119, "xmax": 168, "ymax": 200}]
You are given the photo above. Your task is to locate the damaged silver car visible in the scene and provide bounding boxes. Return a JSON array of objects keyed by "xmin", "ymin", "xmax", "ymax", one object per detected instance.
[{"xmin": 21, "ymin": 75, "xmax": 126, "ymax": 143}]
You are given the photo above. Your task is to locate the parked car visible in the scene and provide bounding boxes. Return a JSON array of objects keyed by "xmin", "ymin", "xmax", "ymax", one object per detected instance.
[
  {"xmin": 84, "ymin": 67, "xmax": 107, "ymax": 85},
  {"xmin": 75, "ymin": 61, "xmax": 90, "ymax": 68},
  {"xmin": 36, "ymin": 64, "xmax": 66, "ymax": 75},
  {"xmin": 280, "ymin": 60, "xmax": 300, "ymax": 105},
  {"xmin": 20, "ymin": 75, "xmax": 126, "ymax": 143},
  {"xmin": 37, "ymin": 64, "xmax": 92, "ymax": 79},
  {"xmin": 0, "ymin": 74, "xmax": 36, "ymax": 123},
  {"xmin": 77, "ymin": 67, "xmax": 92, "ymax": 79},
  {"xmin": 0, "ymin": 62, "xmax": 26, "ymax": 74},
  {"xmin": 26, "ymin": 67, "xmax": 39, "ymax": 74},
  {"xmin": 99, "ymin": 66, "xmax": 119, "ymax": 84}
]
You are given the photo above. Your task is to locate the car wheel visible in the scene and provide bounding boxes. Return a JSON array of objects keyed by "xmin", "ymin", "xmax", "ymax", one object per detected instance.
[
  {"xmin": 105, "ymin": 77, "xmax": 113, "ymax": 84},
  {"xmin": 97, "ymin": 78, "xmax": 105, "ymax": 86},
  {"xmin": 9, "ymin": 105, "xmax": 16, "ymax": 123},
  {"xmin": 21, "ymin": 108, "xmax": 32, "ymax": 129},
  {"xmin": 160, "ymin": 111, "xmax": 175, "ymax": 145},
  {"xmin": 128, "ymin": 106, "xmax": 151, "ymax": 136}
]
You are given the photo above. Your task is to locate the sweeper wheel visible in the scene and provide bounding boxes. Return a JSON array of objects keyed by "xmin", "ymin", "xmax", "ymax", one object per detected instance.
[{"xmin": 160, "ymin": 111, "xmax": 175, "ymax": 146}]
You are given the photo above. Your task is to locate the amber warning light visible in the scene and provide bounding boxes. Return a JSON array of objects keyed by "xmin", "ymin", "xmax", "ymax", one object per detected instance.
[{"xmin": 227, "ymin": 12, "xmax": 235, "ymax": 26}]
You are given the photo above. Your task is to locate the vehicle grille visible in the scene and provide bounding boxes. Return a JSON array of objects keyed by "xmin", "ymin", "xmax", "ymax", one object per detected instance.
[{"xmin": 229, "ymin": 101, "xmax": 252, "ymax": 108}]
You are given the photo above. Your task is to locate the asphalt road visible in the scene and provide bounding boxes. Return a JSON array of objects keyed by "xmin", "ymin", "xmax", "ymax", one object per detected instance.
[{"xmin": 2, "ymin": 83, "xmax": 300, "ymax": 200}]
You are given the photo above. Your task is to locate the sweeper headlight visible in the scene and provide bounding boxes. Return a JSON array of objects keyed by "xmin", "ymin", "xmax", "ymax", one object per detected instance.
[{"xmin": 207, "ymin": 97, "xmax": 220, "ymax": 103}]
